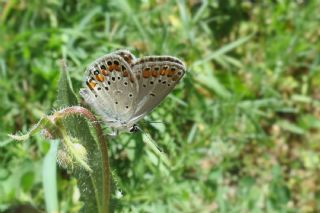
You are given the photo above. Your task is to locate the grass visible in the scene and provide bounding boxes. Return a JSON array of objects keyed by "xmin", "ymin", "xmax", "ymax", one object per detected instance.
[{"xmin": 1, "ymin": 0, "xmax": 320, "ymax": 212}]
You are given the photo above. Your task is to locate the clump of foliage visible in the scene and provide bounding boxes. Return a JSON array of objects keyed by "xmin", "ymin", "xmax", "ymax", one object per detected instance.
[{"xmin": 9, "ymin": 62, "xmax": 111, "ymax": 213}]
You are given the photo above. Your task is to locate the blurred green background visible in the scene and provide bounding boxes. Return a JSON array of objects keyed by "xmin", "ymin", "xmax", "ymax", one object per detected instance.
[{"xmin": 1, "ymin": 0, "xmax": 320, "ymax": 212}]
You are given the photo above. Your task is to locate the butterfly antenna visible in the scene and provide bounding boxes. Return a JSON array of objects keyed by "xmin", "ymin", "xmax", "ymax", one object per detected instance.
[
  {"xmin": 141, "ymin": 120, "xmax": 167, "ymax": 127},
  {"xmin": 148, "ymin": 121, "xmax": 166, "ymax": 124},
  {"xmin": 90, "ymin": 120, "xmax": 104, "ymax": 125},
  {"xmin": 137, "ymin": 126, "xmax": 171, "ymax": 167}
]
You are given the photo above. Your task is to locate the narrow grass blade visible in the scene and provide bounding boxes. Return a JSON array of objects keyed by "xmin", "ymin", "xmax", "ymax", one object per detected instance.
[{"xmin": 43, "ymin": 139, "xmax": 59, "ymax": 213}]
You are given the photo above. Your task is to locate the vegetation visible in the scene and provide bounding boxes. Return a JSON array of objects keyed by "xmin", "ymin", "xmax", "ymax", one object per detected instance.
[{"xmin": 1, "ymin": 0, "xmax": 320, "ymax": 212}]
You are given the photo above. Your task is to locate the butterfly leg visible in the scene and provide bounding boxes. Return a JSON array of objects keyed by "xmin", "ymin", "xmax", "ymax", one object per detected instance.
[{"xmin": 108, "ymin": 128, "xmax": 118, "ymax": 137}]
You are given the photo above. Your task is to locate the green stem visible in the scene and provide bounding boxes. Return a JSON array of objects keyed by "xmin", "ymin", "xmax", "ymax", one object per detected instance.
[{"xmin": 8, "ymin": 116, "xmax": 56, "ymax": 141}]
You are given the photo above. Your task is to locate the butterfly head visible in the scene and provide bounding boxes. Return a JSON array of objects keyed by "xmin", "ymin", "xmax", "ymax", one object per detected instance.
[
  {"xmin": 128, "ymin": 124, "xmax": 139, "ymax": 133},
  {"xmin": 111, "ymin": 121, "xmax": 139, "ymax": 134}
]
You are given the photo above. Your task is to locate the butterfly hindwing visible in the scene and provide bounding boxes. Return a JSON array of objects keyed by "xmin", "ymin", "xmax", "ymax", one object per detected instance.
[{"xmin": 128, "ymin": 56, "xmax": 186, "ymax": 124}]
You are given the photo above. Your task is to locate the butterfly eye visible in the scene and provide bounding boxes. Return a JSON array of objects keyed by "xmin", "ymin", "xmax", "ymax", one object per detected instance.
[
  {"xmin": 107, "ymin": 61, "xmax": 112, "ymax": 66},
  {"xmin": 100, "ymin": 65, "xmax": 106, "ymax": 70},
  {"xmin": 94, "ymin": 70, "xmax": 99, "ymax": 75}
]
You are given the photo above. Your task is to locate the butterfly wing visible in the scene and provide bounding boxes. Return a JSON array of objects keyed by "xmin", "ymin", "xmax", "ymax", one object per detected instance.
[
  {"xmin": 113, "ymin": 49, "xmax": 136, "ymax": 66},
  {"xmin": 79, "ymin": 52, "xmax": 139, "ymax": 127},
  {"xmin": 127, "ymin": 56, "xmax": 186, "ymax": 125}
]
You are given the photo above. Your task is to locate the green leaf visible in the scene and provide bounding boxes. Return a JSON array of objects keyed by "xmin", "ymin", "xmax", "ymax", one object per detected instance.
[
  {"xmin": 56, "ymin": 61, "xmax": 78, "ymax": 107},
  {"xmin": 192, "ymin": 34, "xmax": 253, "ymax": 67},
  {"xmin": 21, "ymin": 171, "xmax": 35, "ymax": 192},
  {"xmin": 194, "ymin": 63, "xmax": 231, "ymax": 98},
  {"xmin": 55, "ymin": 62, "xmax": 110, "ymax": 213},
  {"xmin": 278, "ymin": 120, "xmax": 305, "ymax": 135}
]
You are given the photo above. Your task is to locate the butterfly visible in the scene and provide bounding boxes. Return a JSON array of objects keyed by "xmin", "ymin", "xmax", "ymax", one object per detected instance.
[{"xmin": 79, "ymin": 50, "xmax": 186, "ymax": 135}]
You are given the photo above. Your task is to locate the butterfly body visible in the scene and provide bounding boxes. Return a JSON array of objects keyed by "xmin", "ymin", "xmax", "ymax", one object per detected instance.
[{"xmin": 80, "ymin": 50, "xmax": 186, "ymax": 133}]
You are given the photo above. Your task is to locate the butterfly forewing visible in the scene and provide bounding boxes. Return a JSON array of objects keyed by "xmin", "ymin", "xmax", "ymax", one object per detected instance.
[
  {"xmin": 80, "ymin": 53, "xmax": 139, "ymax": 125},
  {"xmin": 114, "ymin": 49, "xmax": 136, "ymax": 66}
]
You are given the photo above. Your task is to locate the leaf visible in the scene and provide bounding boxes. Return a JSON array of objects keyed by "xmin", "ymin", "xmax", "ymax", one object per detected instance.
[
  {"xmin": 278, "ymin": 120, "xmax": 305, "ymax": 135},
  {"xmin": 192, "ymin": 34, "xmax": 253, "ymax": 67},
  {"xmin": 55, "ymin": 61, "xmax": 110, "ymax": 213},
  {"xmin": 194, "ymin": 63, "xmax": 231, "ymax": 98},
  {"xmin": 56, "ymin": 60, "xmax": 78, "ymax": 107}
]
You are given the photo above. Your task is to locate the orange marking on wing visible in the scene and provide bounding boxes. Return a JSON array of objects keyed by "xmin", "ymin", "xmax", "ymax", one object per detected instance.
[
  {"xmin": 86, "ymin": 80, "xmax": 97, "ymax": 90},
  {"xmin": 108, "ymin": 65, "xmax": 114, "ymax": 71},
  {"xmin": 124, "ymin": 56, "xmax": 132, "ymax": 64},
  {"xmin": 123, "ymin": 71, "xmax": 129, "ymax": 77},
  {"xmin": 160, "ymin": 69, "xmax": 166, "ymax": 75},
  {"xmin": 101, "ymin": 69, "xmax": 109, "ymax": 76},
  {"xmin": 152, "ymin": 70, "xmax": 158, "ymax": 77},
  {"xmin": 95, "ymin": 74, "xmax": 105, "ymax": 82},
  {"xmin": 114, "ymin": 65, "xmax": 121, "ymax": 71},
  {"xmin": 143, "ymin": 70, "xmax": 150, "ymax": 78}
]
